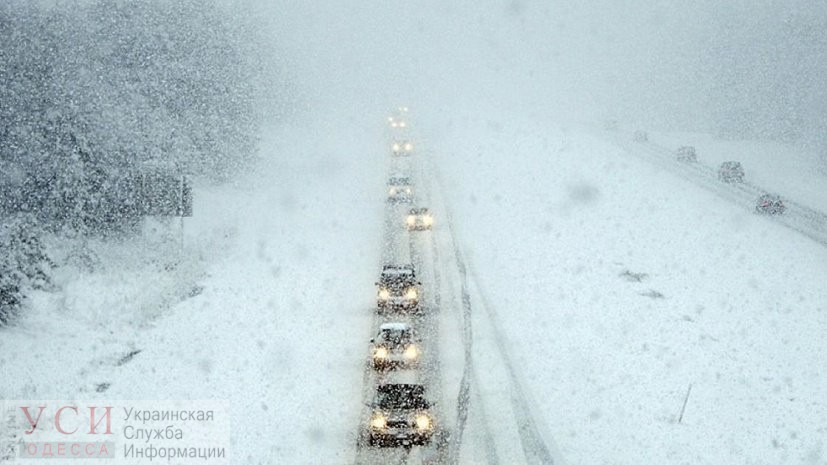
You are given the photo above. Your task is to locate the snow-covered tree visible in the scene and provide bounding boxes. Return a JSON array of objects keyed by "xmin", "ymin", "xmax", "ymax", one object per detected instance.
[
  {"xmin": 0, "ymin": 214, "xmax": 54, "ymax": 325},
  {"xmin": 1, "ymin": 0, "xmax": 265, "ymax": 235},
  {"xmin": 0, "ymin": 0, "xmax": 272, "ymax": 322}
]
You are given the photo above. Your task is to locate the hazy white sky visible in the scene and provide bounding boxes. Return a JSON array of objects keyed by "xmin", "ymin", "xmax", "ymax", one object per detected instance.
[{"xmin": 243, "ymin": 0, "xmax": 826, "ymax": 136}]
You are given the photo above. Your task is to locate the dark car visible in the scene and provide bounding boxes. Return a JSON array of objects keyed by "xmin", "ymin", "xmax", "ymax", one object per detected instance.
[
  {"xmin": 676, "ymin": 146, "xmax": 697, "ymax": 162},
  {"xmin": 755, "ymin": 193, "xmax": 785, "ymax": 214},
  {"xmin": 718, "ymin": 161, "xmax": 745, "ymax": 183},
  {"xmin": 365, "ymin": 384, "xmax": 435, "ymax": 447},
  {"xmin": 376, "ymin": 265, "xmax": 421, "ymax": 312}
]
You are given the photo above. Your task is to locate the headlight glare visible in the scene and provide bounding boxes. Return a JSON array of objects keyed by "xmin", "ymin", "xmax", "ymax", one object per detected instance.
[
  {"xmin": 414, "ymin": 414, "xmax": 432, "ymax": 430},
  {"xmin": 378, "ymin": 289, "xmax": 390, "ymax": 300},
  {"xmin": 374, "ymin": 347, "xmax": 389, "ymax": 359},
  {"xmin": 370, "ymin": 413, "xmax": 387, "ymax": 430},
  {"xmin": 405, "ymin": 288, "xmax": 418, "ymax": 300},
  {"xmin": 404, "ymin": 345, "xmax": 419, "ymax": 360}
]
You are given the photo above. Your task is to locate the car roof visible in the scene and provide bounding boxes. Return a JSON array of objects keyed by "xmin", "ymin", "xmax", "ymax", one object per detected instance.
[
  {"xmin": 382, "ymin": 264, "xmax": 414, "ymax": 271},
  {"xmin": 379, "ymin": 322, "xmax": 411, "ymax": 332},
  {"xmin": 377, "ymin": 383, "xmax": 425, "ymax": 395}
]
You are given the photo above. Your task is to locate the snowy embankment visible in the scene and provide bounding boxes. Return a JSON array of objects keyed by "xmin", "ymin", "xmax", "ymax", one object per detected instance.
[
  {"xmin": 0, "ymin": 113, "xmax": 387, "ymax": 464},
  {"xmin": 424, "ymin": 114, "xmax": 827, "ymax": 465}
]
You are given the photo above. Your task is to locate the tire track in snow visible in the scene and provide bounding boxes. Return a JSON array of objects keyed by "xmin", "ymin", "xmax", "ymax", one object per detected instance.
[
  {"xmin": 432, "ymin": 160, "xmax": 560, "ymax": 465},
  {"xmin": 422, "ymin": 165, "xmax": 479, "ymax": 465}
]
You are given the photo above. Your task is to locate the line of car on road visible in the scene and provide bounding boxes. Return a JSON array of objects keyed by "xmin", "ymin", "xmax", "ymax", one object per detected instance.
[
  {"xmin": 629, "ymin": 130, "xmax": 785, "ymax": 214},
  {"xmin": 358, "ymin": 108, "xmax": 439, "ymax": 450}
]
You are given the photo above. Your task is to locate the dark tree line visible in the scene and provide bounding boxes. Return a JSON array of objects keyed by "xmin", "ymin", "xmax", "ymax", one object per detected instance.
[{"xmin": 0, "ymin": 0, "xmax": 269, "ymax": 323}]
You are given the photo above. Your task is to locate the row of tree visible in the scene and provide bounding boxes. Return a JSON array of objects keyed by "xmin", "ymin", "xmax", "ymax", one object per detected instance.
[{"xmin": 0, "ymin": 0, "xmax": 271, "ymax": 323}]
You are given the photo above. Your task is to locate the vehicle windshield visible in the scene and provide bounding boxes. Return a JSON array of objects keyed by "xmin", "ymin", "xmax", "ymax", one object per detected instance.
[
  {"xmin": 379, "ymin": 328, "xmax": 412, "ymax": 345},
  {"xmin": 377, "ymin": 386, "xmax": 429, "ymax": 410},
  {"xmin": 380, "ymin": 268, "xmax": 415, "ymax": 285},
  {"xmin": 388, "ymin": 177, "xmax": 410, "ymax": 186}
]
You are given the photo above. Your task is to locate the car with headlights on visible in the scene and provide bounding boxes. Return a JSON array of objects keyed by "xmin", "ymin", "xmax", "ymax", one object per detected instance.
[
  {"xmin": 755, "ymin": 193, "xmax": 785, "ymax": 214},
  {"xmin": 392, "ymin": 140, "xmax": 414, "ymax": 156},
  {"xmin": 676, "ymin": 146, "xmax": 697, "ymax": 162},
  {"xmin": 387, "ymin": 175, "xmax": 414, "ymax": 203},
  {"xmin": 370, "ymin": 322, "xmax": 421, "ymax": 370},
  {"xmin": 365, "ymin": 383, "xmax": 435, "ymax": 447},
  {"xmin": 406, "ymin": 207, "xmax": 433, "ymax": 231},
  {"xmin": 718, "ymin": 161, "xmax": 745, "ymax": 183},
  {"xmin": 376, "ymin": 264, "xmax": 421, "ymax": 312},
  {"xmin": 388, "ymin": 116, "xmax": 408, "ymax": 129}
]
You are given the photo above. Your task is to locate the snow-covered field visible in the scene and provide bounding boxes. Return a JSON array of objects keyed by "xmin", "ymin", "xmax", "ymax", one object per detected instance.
[
  {"xmin": 425, "ymin": 113, "xmax": 827, "ymax": 465},
  {"xmin": 3, "ymin": 108, "xmax": 826, "ymax": 465},
  {"xmin": 1, "ymin": 112, "xmax": 389, "ymax": 463}
]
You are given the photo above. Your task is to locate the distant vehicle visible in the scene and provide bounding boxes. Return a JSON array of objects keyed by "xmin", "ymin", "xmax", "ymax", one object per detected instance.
[
  {"xmin": 718, "ymin": 161, "xmax": 745, "ymax": 183},
  {"xmin": 633, "ymin": 130, "xmax": 648, "ymax": 142},
  {"xmin": 755, "ymin": 193, "xmax": 785, "ymax": 214},
  {"xmin": 370, "ymin": 323, "xmax": 421, "ymax": 370},
  {"xmin": 387, "ymin": 106, "xmax": 410, "ymax": 129},
  {"xmin": 365, "ymin": 383, "xmax": 435, "ymax": 447},
  {"xmin": 406, "ymin": 207, "xmax": 433, "ymax": 231},
  {"xmin": 388, "ymin": 117, "xmax": 407, "ymax": 129},
  {"xmin": 676, "ymin": 146, "xmax": 697, "ymax": 162},
  {"xmin": 387, "ymin": 175, "xmax": 413, "ymax": 203},
  {"xmin": 392, "ymin": 140, "xmax": 414, "ymax": 156},
  {"xmin": 376, "ymin": 264, "xmax": 421, "ymax": 312},
  {"xmin": 603, "ymin": 119, "xmax": 618, "ymax": 130}
]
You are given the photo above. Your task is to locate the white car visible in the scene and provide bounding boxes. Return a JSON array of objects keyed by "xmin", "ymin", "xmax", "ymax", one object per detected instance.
[
  {"xmin": 406, "ymin": 207, "xmax": 433, "ymax": 231},
  {"xmin": 387, "ymin": 175, "xmax": 413, "ymax": 203},
  {"xmin": 369, "ymin": 323, "xmax": 421, "ymax": 370}
]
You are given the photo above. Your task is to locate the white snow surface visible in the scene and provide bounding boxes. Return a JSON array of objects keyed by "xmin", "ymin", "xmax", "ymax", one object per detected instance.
[
  {"xmin": 2, "ymin": 110, "xmax": 827, "ymax": 465},
  {"xmin": 424, "ymin": 113, "xmax": 827, "ymax": 465},
  {"xmin": 1, "ymin": 112, "xmax": 387, "ymax": 464}
]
